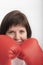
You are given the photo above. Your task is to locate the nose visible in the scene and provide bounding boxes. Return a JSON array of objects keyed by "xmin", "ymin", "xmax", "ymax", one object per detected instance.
[
  {"xmin": 13, "ymin": 32, "xmax": 23, "ymax": 44},
  {"xmin": 14, "ymin": 32, "xmax": 20, "ymax": 41}
]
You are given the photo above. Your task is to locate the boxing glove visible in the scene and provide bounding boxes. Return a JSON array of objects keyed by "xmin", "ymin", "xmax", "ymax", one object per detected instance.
[
  {"xmin": 18, "ymin": 38, "xmax": 43, "ymax": 65},
  {"xmin": 0, "ymin": 35, "xmax": 21, "ymax": 65}
]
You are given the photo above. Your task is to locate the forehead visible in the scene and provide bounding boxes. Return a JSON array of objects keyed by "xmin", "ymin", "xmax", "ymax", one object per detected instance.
[{"xmin": 8, "ymin": 25, "xmax": 26, "ymax": 31}]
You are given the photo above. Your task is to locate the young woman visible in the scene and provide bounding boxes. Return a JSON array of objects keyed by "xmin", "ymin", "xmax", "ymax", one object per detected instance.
[{"xmin": 0, "ymin": 10, "xmax": 32, "ymax": 65}]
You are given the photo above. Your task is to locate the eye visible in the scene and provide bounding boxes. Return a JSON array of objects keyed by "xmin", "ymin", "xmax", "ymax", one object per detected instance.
[
  {"xmin": 7, "ymin": 31, "xmax": 15, "ymax": 35},
  {"xmin": 19, "ymin": 30, "xmax": 25, "ymax": 34}
]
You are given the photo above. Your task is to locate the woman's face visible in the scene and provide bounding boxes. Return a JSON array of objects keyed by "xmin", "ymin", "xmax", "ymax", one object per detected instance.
[{"xmin": 6, "ymin": 25, "xmax": 27, "ymax": 44}]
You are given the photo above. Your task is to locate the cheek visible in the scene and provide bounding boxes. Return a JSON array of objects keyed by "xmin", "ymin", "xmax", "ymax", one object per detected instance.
[
  {"xmin": 6, "ymin": 33, "xmax": 14, "ymax": 39},
  {"xmin": 21, "ymin": 32, "xmax": 27, "ymax": 39}
]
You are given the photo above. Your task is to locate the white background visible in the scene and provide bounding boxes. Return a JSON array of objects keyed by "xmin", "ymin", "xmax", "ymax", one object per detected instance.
[{"xmin": 0, "ymin": 0, "xmax": 43, "ymax": 49}]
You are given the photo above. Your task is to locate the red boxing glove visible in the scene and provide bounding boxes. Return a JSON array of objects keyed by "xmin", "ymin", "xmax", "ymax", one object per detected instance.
[
  {"xmin": 0, "ymin": 35, "xmax": 21, "ymax": 65},
  {"xmin": 19, "ymin": 38, "xmax": 43, "ymax": 65}
]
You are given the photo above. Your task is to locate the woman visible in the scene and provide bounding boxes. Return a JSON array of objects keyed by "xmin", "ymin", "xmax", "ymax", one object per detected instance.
[{"xmin": 0, "ymin": 10, "xmax": 32, "ymax": 65}]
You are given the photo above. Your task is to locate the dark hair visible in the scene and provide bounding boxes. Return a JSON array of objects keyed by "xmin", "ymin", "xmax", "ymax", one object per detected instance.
[{"xmin": 0, "ymin": 10, "xmax": 32, "ymax": 38}]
